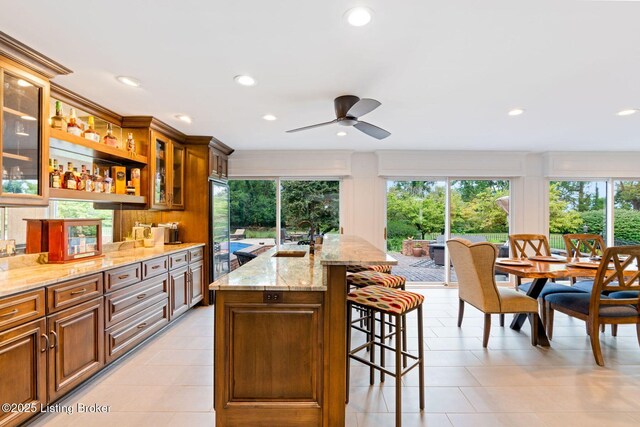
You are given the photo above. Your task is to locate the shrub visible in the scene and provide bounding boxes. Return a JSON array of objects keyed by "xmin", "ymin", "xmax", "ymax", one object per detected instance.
[{"xmin": 387, "ymin": 219, "xmax": 419, "ymax": 240}]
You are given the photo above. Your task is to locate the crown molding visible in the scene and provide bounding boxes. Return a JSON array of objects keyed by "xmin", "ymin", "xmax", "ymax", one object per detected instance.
[
  {"xmin": 0, "ymin": 32, "xmax": 72, "ymax": 78},
  {"xmin": 50, "ymin": 82, "xmax": 123, "ymax": 124}
]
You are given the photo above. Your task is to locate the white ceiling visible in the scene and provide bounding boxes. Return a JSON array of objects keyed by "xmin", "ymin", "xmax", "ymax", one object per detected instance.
[{"xmin": 2, "ymin": 1, "xmax": 639, "ymax": 151}]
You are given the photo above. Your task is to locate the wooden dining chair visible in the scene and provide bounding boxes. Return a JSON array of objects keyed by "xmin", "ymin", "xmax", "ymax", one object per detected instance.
[
  {"xmin": 447, "ymin": 238, "xmax": 541, "ymax": 347},
  {"xmin": 563, "ymin": 234, "xmax": 607, "ymax": 286},
  {"xmin": 545, "ymin": 245, "xmax": 640, "ymax": 366}
]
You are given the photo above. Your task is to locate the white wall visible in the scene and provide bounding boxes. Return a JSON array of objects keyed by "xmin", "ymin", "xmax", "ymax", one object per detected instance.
[{"xmin": 229, "ymin": 150, "xmax": 640, "ymax": 250}]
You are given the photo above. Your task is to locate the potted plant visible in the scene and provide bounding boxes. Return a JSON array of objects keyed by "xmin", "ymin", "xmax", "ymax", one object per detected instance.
[{"xmin": 412, "ymin": 243, "xmax": 423, "ymax": 257}]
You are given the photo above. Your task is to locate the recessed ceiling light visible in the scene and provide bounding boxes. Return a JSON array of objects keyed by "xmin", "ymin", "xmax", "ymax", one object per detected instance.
[
  {"xmin": 234, "ymin": 75, "xmax": 257, "ymax": 86},
  {"xmin": 116, "ymin": 76, "xmax": 141, "ymax": 87},
  {"xmin": 17, "ymin": 79, "xmax": 32, "ymax": 87},
  {"xmin": 508, "ymin": 108, "xmax": 525, "ymax": 116},
  {"xmin": 337, "ymin": 131, "xmax": 347, "ymax": 137},
  {"xmin": 20, "ymin": 115, "xmax": 37, "ymax": 121},
  {"xmin": 345, "ymin": 7, "xmax": 373, "ymax": 27},
  {"xmin": 262, "ymin": 114, "xmax": 277, "ymax": 121},
  {"xmin": 175, "ymin": 114, "xmax": 192, "ymax": 124},
  {"xmin": 617, "ymin": 109, "xmax": 638, "ymax": 116}
]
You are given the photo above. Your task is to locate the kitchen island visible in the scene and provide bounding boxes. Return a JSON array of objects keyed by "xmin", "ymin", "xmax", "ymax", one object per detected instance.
[{"xmin": 210, "ymin": 235, "xmax": 396, "ymax": 427}]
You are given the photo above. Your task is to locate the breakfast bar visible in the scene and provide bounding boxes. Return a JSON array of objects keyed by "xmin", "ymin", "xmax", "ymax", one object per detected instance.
[{"xmin": 209, "ymin": 235, "xmax": 396, "ymax": 427}]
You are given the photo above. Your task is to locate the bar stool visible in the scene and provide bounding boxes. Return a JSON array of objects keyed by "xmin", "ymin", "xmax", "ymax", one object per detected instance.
[
  {"xmin": 346, "ymin": 285, "xmax": 425, "ymax": 427},
  {"xmin": 347, "ymin": 264, "xmax": 393, "ymax": 274}
]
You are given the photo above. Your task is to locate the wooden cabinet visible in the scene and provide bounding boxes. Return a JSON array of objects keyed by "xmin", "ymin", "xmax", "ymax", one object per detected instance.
[
  {"xmin": 169, "ymin": 266, "xmax": 189, "ymax": 319},
  {"xmin": 209, "ymin": 146, "xmax": 228, "ymax": 179},
  {"xmin": 0, "ymin": 319, "xmax": 47, "ymax": 427},
  {"xmin": 0, "ymin": 56, "xmax": 50, "ymax": 206},
  {"xmin": 141, "ymin": 256, "xmax": 168, "ymax": 280},
  {"xmin": 47, "ymin": 297, "xmax": 104, "ymax": 402},
  {"xmin": 150, "ymin": 130, "xmax": 184, "ymax": 210},
  {"xmin": 105, "ymin": 263, "xmax": 142, "ymax": 292},
  {"xmin": 215, "ymin": 290, "xmax": 324, "ymax": 426},
  {"xmin": 189, "ymin": 260, "xmax": 204, "ymax": 307},
  {"xmin": 46, "ymin": 273, "xmax": 103, "ymax": 313},
  {"xmin": 169, "ymin": 250, "xmax": 188, "ymax": 270},
  {"xmin": 104, "ymin": 274, "xmax": 168, "ymax": 328},
  {"xmin": 0, "ymin": 289, "xmax": 45, "ymax": 332}
]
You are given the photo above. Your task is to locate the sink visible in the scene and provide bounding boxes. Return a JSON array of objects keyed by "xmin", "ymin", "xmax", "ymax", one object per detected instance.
[{"xmin": 272, "ymin": 250, "xmax": 307, "ymax": 258}]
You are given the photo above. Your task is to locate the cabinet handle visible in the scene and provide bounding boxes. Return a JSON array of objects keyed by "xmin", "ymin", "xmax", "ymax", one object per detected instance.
[
  {"xmin": 152, "ymin": 265, "xmax": 161, "ymax": 269},
  {"xmin": 137, "ymin": 322, "xmax": 147, "ymax": 329},
  {"xmin": 137, "ymin": 293, "xmax": 146, "ymax": 300},
  {"xmin": 49, "ymin": 331, "xmax": 58, "ymax": 349},
  {"xmin": 40, "ymin": 334, "xmax": 49, "ymax": 353},
  {"xmin": 118, "ymin": 274, "xmax": 129, "ymax": 280},
  {"xmin": 70, "ymin": 288, "xmax": 87, "ymax": 295},
  {"xmin": 0, "ymin": 309, "xmax": 18, "ymax": 317}
]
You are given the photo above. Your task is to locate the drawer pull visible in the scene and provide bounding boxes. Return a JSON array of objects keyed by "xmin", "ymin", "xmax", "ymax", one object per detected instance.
[
  {"xmin": 70, "ymin": 288, "xmax": 87, "ymax": 295},
  {"xmin": 137, "ymin": 293, "xmax": 147, "ymax": 300},
  {"xmin": 41, "ymin": 334, "xmax": 49, "ymax": 353},
  {"xmin": 0, "ymin": 309, "xmax": 19, "ymax": 317},
  {"xmin": 118, "ymin": 274, "xmax": 130, "ymax": 280},
  {"xmin": 137, "ymin": 322, "xmax": 147, "ymax": 329},
  {"xmin": 152, "ymin": 265, "xmax": 161, "ymax": 269}
]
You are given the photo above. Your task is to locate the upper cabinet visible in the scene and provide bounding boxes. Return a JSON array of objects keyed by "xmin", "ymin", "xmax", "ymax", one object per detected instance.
[
  {"xmin": 150, "ymin": 130, "xmax": 184, "ymax": 210},
  {"xmin": 208, "ymin": 137, "xmax": 233, "ymax": 180},
  {"xmin": 0, "ymin": 57, "xmax": 50, "ymax": 205}
]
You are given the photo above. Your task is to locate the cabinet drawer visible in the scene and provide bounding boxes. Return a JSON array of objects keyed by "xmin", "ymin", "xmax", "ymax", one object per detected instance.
[
  {"xmin": 189, "ymin": 247, "xmax": 204, "ymax": 263},
  {"xmin": 105, "ymin": 263, "xmax": 142, "ymax": 292},
  {"xmin": 104, "ymin": 299, "xmax": 169, "ymax": 364},
  {"xmin": 169, "ymin": 251, "xmax": 189, "ymax": 270},
  {"xmin": 47, "ymin": 273, "xmax": 103, "ymax": 314},
  {"xmin": 142, "ymin": 256, "xmax": 168, "ymax": 280},
  {"xmin": 0, "ymin": 289, "xmax": 45, "ymax": 332},
  {"xmin": 104, "ymin": 274, "xmax": 169, "ymax": 328}
]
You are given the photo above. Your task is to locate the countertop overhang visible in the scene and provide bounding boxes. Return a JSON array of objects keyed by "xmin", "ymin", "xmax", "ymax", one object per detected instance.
[{"xmin": 209, "ymin": 234, "xmax": 396, "ymax": 292}]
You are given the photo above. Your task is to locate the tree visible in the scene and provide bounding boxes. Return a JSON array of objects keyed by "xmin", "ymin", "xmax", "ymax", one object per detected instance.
[
  {"xmin": 229, "ymin": 180, "xmax": 277, "ymax": 228},
  {"xmin": 280, "ymin": 181, "xmax": 339, "ymax": 234},
  {"xmin": 548, "ymin": 183, "xmax": 583, "ymax": 233},
  {"xmin": 615, "ymin": 181, "xmax": 640, "ymax": 210}
]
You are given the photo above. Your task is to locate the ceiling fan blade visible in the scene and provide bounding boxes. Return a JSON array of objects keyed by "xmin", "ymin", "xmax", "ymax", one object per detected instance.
[
  {"xmin": 347, "ymin": 98, "xmax": 381, "ymax": 118},
  {"xmin": 354, "ymin": 121, "xmax": 391, "ymax": 140},
  {"xmin": 286, "ymin": 119, "xmax": 337, "ymax": 133}
]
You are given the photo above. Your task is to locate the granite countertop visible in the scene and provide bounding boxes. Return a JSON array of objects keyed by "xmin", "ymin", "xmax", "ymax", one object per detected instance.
[
  {"xmin": 0, "ymin": 243, "xmax": 204, "ymax": 298},
  {"xmin": 209, "ymin": 235, "xmax": 396, "ymax": 292}
]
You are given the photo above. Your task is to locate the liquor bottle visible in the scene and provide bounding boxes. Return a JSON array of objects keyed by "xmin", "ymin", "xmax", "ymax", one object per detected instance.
[
  {"xmin": 48, "ymin": 159, "xmax": 54, "ymax": 187},
  {"xmin": 51, "ymin": 159, "xmax": 61, "ymax": 189},
  {"xmin": 126, "ymin": 132, "xmax": 135, "ymax": 154},
  {"xmin": 67, "ymin": 108, "xmax": 82, "ymax": 136},
  {"xmin": 51, "ymin": 101, "xmax": 67, "ymax": 131},
  {"xmin": 82, "ymin": 116, "xmax": 100, "ymax": 142},
  {"xmin": 64, "ymin": 162, "xmax": 77, "ymax": 190},
  {"xmin": 81, "ymin": 165, "xmax": 92, "ymax": 192},
  {"xmin": 73, "ymin": 167, "xmax": 82, "ymax": 190},
  {"xmin": 93, "ymin": 166, "xmax": 103, "ymax": 193},
  {"xmin": 103, "ymin": 123, "xmax": 119, "ymax": 147},
  {"xmin": 103, "ymin": 169, "xmax": 113, "ymax": 193}
]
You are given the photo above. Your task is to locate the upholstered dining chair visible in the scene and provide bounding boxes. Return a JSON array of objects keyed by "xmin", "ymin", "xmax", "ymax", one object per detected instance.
[
  {"xmin": 447, "ymin": 238, "xmax": 541, "ymax": 347},
  {"xmin": 545, "ymin": 245, "xmax": 640, "ymax": 366}
]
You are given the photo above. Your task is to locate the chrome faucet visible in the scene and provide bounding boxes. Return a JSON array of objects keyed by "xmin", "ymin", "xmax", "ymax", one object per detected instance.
[{"xmin": 297, "ymin": 221, "xmax": 315, "ymax": 254}]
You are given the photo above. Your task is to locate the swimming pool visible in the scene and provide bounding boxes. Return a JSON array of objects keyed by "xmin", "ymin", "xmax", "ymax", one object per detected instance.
[{"xmin": 229, "ymin": 242, "xmax": 251, "ymax": 254}]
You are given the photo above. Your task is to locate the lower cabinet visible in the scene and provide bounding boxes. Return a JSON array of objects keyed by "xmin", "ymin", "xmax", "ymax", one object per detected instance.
[
  {"xmin": 47, "ymin": 298, "xmax": 104, "ymax": 402},
  {"xmin": 189, "ymin": 260, "xmax": 204, "ymax": 307},
  {"xmin": 0, "ymin": 319, "xmax": 47, "ymax": 427},
  {"xmin": 170, "ymin": 266, "xmax": 190, "ymax": 319}
]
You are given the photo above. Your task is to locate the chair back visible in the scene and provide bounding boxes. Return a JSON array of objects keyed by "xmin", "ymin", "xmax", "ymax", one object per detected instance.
[
  {"xmin": 234, "ymin": 251, "xmax": 257, "ymax": 266},
  {"xmin": 447, "ymin": 238, "xmax": 501, "ymax": 312},
  {"xmin": 592, "ymin": 246, "xmax": 640, "ymax": 312},
  {"xmin": 509, "ymin": 234, "xmax": 551, "ymax": 258},
  {"xmin": 563, "ymin": 234, "xmax": 606, "ymax": 258}
]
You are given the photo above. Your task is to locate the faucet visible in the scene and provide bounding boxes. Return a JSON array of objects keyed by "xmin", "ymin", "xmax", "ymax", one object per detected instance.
[{"xmin": 297, "ymin": 221, "xmax": 315, "ymax": 254}]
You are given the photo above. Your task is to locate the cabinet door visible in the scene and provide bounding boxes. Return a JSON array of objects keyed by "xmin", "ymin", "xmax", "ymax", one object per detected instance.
[
  {"xmin": 209, "ymin": 150, "xmax": 220, "ymax": 177},
  {"xmin": 0, "ymin": 61, "xmax": 50, "ymax": 206},
  {"xmin": 47, "ymin": 297, "xmax": 104, "ymax": 402},
  {"xmin": 189, "ymin": 260, "xmax": 204, "ymax": 307},
  {"xmin": 0, "ymin": 319, "xmax": 47, "ymax": 427},
  {"xmin": 150, "ymin": 131, "xmax": 170, "ymax": 210},
  {"xmin": 169, "ymin": 266, "xmax": 189, "ymax": 320},
  {"xmin": 170, "ymin": 141, "xmax": 185, "ymax": 209}
]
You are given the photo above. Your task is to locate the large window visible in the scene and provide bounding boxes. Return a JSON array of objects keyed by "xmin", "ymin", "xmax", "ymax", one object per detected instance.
[
  {"xmin": 229, "ymin": 180, "xmax": 277, "ymax": 242},
  {"xmin": 613, "ymin": 181, "xmax": 640, "ymax": 245},
  {"xmin": 549, "ymin": 180, "xmax": 607, "ymax": 251}
]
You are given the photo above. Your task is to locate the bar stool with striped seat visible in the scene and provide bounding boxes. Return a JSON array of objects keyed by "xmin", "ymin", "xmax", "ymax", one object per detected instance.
[
  {"xmin": 346, "ymin": 285, "xmax": 425, "ymax": 427},
  {"xmin": 347, "ymin": 264, "xmax": 393, "ymax": 274}
]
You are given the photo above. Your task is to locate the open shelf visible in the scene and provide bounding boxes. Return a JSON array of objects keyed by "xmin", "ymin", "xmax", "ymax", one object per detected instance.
[
  {"xmin": 2, "ymin": 152, "xmax": 33, "ymax": 161},
  {"xmin": 49, "ymin": 188, "xmax": 146, "ymax": 204},
  {"xmin": 50, "ymin": 128, "xmax": 148, "ymax": 165}
]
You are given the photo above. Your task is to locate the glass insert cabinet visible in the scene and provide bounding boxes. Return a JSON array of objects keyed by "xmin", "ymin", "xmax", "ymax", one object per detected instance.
[
  {"xmin": 150, "ymin": 130, "xmax": 184, "ymax": 210},
  {"xmin": 0, "ymin": 58, "xmax": 50, "ymax": 205}
]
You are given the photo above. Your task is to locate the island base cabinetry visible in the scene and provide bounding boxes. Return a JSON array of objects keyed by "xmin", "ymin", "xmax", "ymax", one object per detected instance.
[{"xmin": 215, "ymin": 290, "xmax": 324, "ymax": 427}]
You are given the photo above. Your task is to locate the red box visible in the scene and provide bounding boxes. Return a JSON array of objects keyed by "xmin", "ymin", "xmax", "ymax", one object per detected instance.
[{"xmin": 25, "ymin": 219, "xmax": 103, "ymax": 263}]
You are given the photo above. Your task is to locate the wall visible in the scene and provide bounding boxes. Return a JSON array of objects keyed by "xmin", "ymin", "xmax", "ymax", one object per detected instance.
[{"xmin": 229, "ymin": 150, "xmax": 640, "ymax": 251}]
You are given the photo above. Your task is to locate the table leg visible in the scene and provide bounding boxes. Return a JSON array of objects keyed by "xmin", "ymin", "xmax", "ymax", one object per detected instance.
[{"xmin": 510, "ymin": 277, "xmax": 550, "ymax": 347}]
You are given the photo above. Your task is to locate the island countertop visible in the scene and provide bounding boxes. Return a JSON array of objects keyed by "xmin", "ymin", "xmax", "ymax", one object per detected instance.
[
  {"xmin": 209, "ymin": 234, "xmax": 396, "ymax": 292},
  {"xmin": 0, "ymin": 243, "xmax": 204, "ymax": 298}
]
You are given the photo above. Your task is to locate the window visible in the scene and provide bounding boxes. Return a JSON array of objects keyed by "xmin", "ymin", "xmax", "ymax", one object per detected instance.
[
  {"xmin": 281, "ymin": 180, "xmax": 340, "ymax": 241},
  {"xmin": 229, "ymin": 180, "xmax": 277, "ymax": 242},
  {"xmin": 614, "ymin": 180, "xmax": 640, "ymax": 245},
  {"xmin": 549, "ymin": 180, "xmax": 607, "ymax": 251}
]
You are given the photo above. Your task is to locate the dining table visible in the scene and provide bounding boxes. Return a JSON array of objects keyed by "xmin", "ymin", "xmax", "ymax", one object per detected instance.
[{"xmin": 493, "ymin": 256, "xmax": 637, "ymax": 347}]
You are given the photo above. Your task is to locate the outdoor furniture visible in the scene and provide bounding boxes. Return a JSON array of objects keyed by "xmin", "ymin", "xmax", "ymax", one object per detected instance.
[
  {"xmin": 234, "ymin": 250, "xmax": 257, "ymax": 266},
  {"xmin": 230, "ymin": 228, "xmax": 246, "ymax": 240},
  {"xmin": 447, "ymin": 238, "xmax": 542, "ymax": 347},
  {"xmin": 429, "ymin": 235, "xmax": 488, "ymax": 266},
  {"xmin": 545, "ymin": 246, "xmax": 640, "ymax": 366}
]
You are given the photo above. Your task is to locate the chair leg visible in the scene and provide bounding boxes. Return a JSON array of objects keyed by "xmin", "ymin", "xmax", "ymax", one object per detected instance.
[
  {"xmin": 417, "ymin": 306, "xmax": 425, "ymax": 411},
  {"xmin": 636, "ymin": 323, "xmax": 640, "ymax": 347},
  {"xmin": 402, "ymin": 313, "xmax": 408, "ymax": 368},
  {"xmin": 540, "ymin": 299, "xmax": 546, "ymax": 332},
  {"xmin": 546, "ymin": 305, "xmax": 555, "ymax": 341},
  {"xmin": 380, "ymin": 311, "xmax": 386, "ymax": 383},
  {"xmin": 589, "ymin": 320, "xmax": 605, "ymax": 366},
  {"xmin": 482, "ymin": 313, "xmax": 491, "ymax": 348},
  {"xmin": 529, "ymin": 313, "xmax": 539, "ymax": 346},
  {"xmin": 395, "ymin": 314, "xmax": 402, "ymax": 427},
  {"xmin": 370, "ymin": 310, "xmax": 376, "ymax": 385},
  {"xmin": 601, "ymin": 324, "xmax": 605, "ymax": 334},
  {"xmin": 612, "ymin": 324, "xmax": 618, "ymax": 337},
  {"xmin": 458, "ymin": 299, "xmax": 465, "ymax": 327},
  {"xmin": 499, "ymin": 313, "xmax": 505, "ymax": 327}
]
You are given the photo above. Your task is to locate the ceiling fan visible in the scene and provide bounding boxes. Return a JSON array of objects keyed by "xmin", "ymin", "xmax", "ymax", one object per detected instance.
[{"xmin": 286, "ymin": 95, "xmax": 391, "ymax": 140}]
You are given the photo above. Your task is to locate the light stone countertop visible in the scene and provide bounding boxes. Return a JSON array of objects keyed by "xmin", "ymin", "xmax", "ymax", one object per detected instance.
[
  {"xmin": 0, "ymin": 243, "xmax": 204, "ymax": 298},
  {"xmin": 209, "ymin": 235, "xmax": 396, "ymax": 292}
]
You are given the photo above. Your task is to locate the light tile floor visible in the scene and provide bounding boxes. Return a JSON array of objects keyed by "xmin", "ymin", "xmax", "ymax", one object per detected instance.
[{"xmin": 29, "ymin": 288, "xmax": 640, "ymax": 426}]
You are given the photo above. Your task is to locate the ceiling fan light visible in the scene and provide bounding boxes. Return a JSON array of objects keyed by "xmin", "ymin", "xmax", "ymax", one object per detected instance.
[{"xmin": 337, "ymin": 131, "xmax": 347, "ymax": 136}]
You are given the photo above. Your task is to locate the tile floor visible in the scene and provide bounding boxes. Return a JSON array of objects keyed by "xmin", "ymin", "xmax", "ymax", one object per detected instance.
[{"xmin": 29, "ymin": 288, "xmax": 640, "ymax": 426}]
